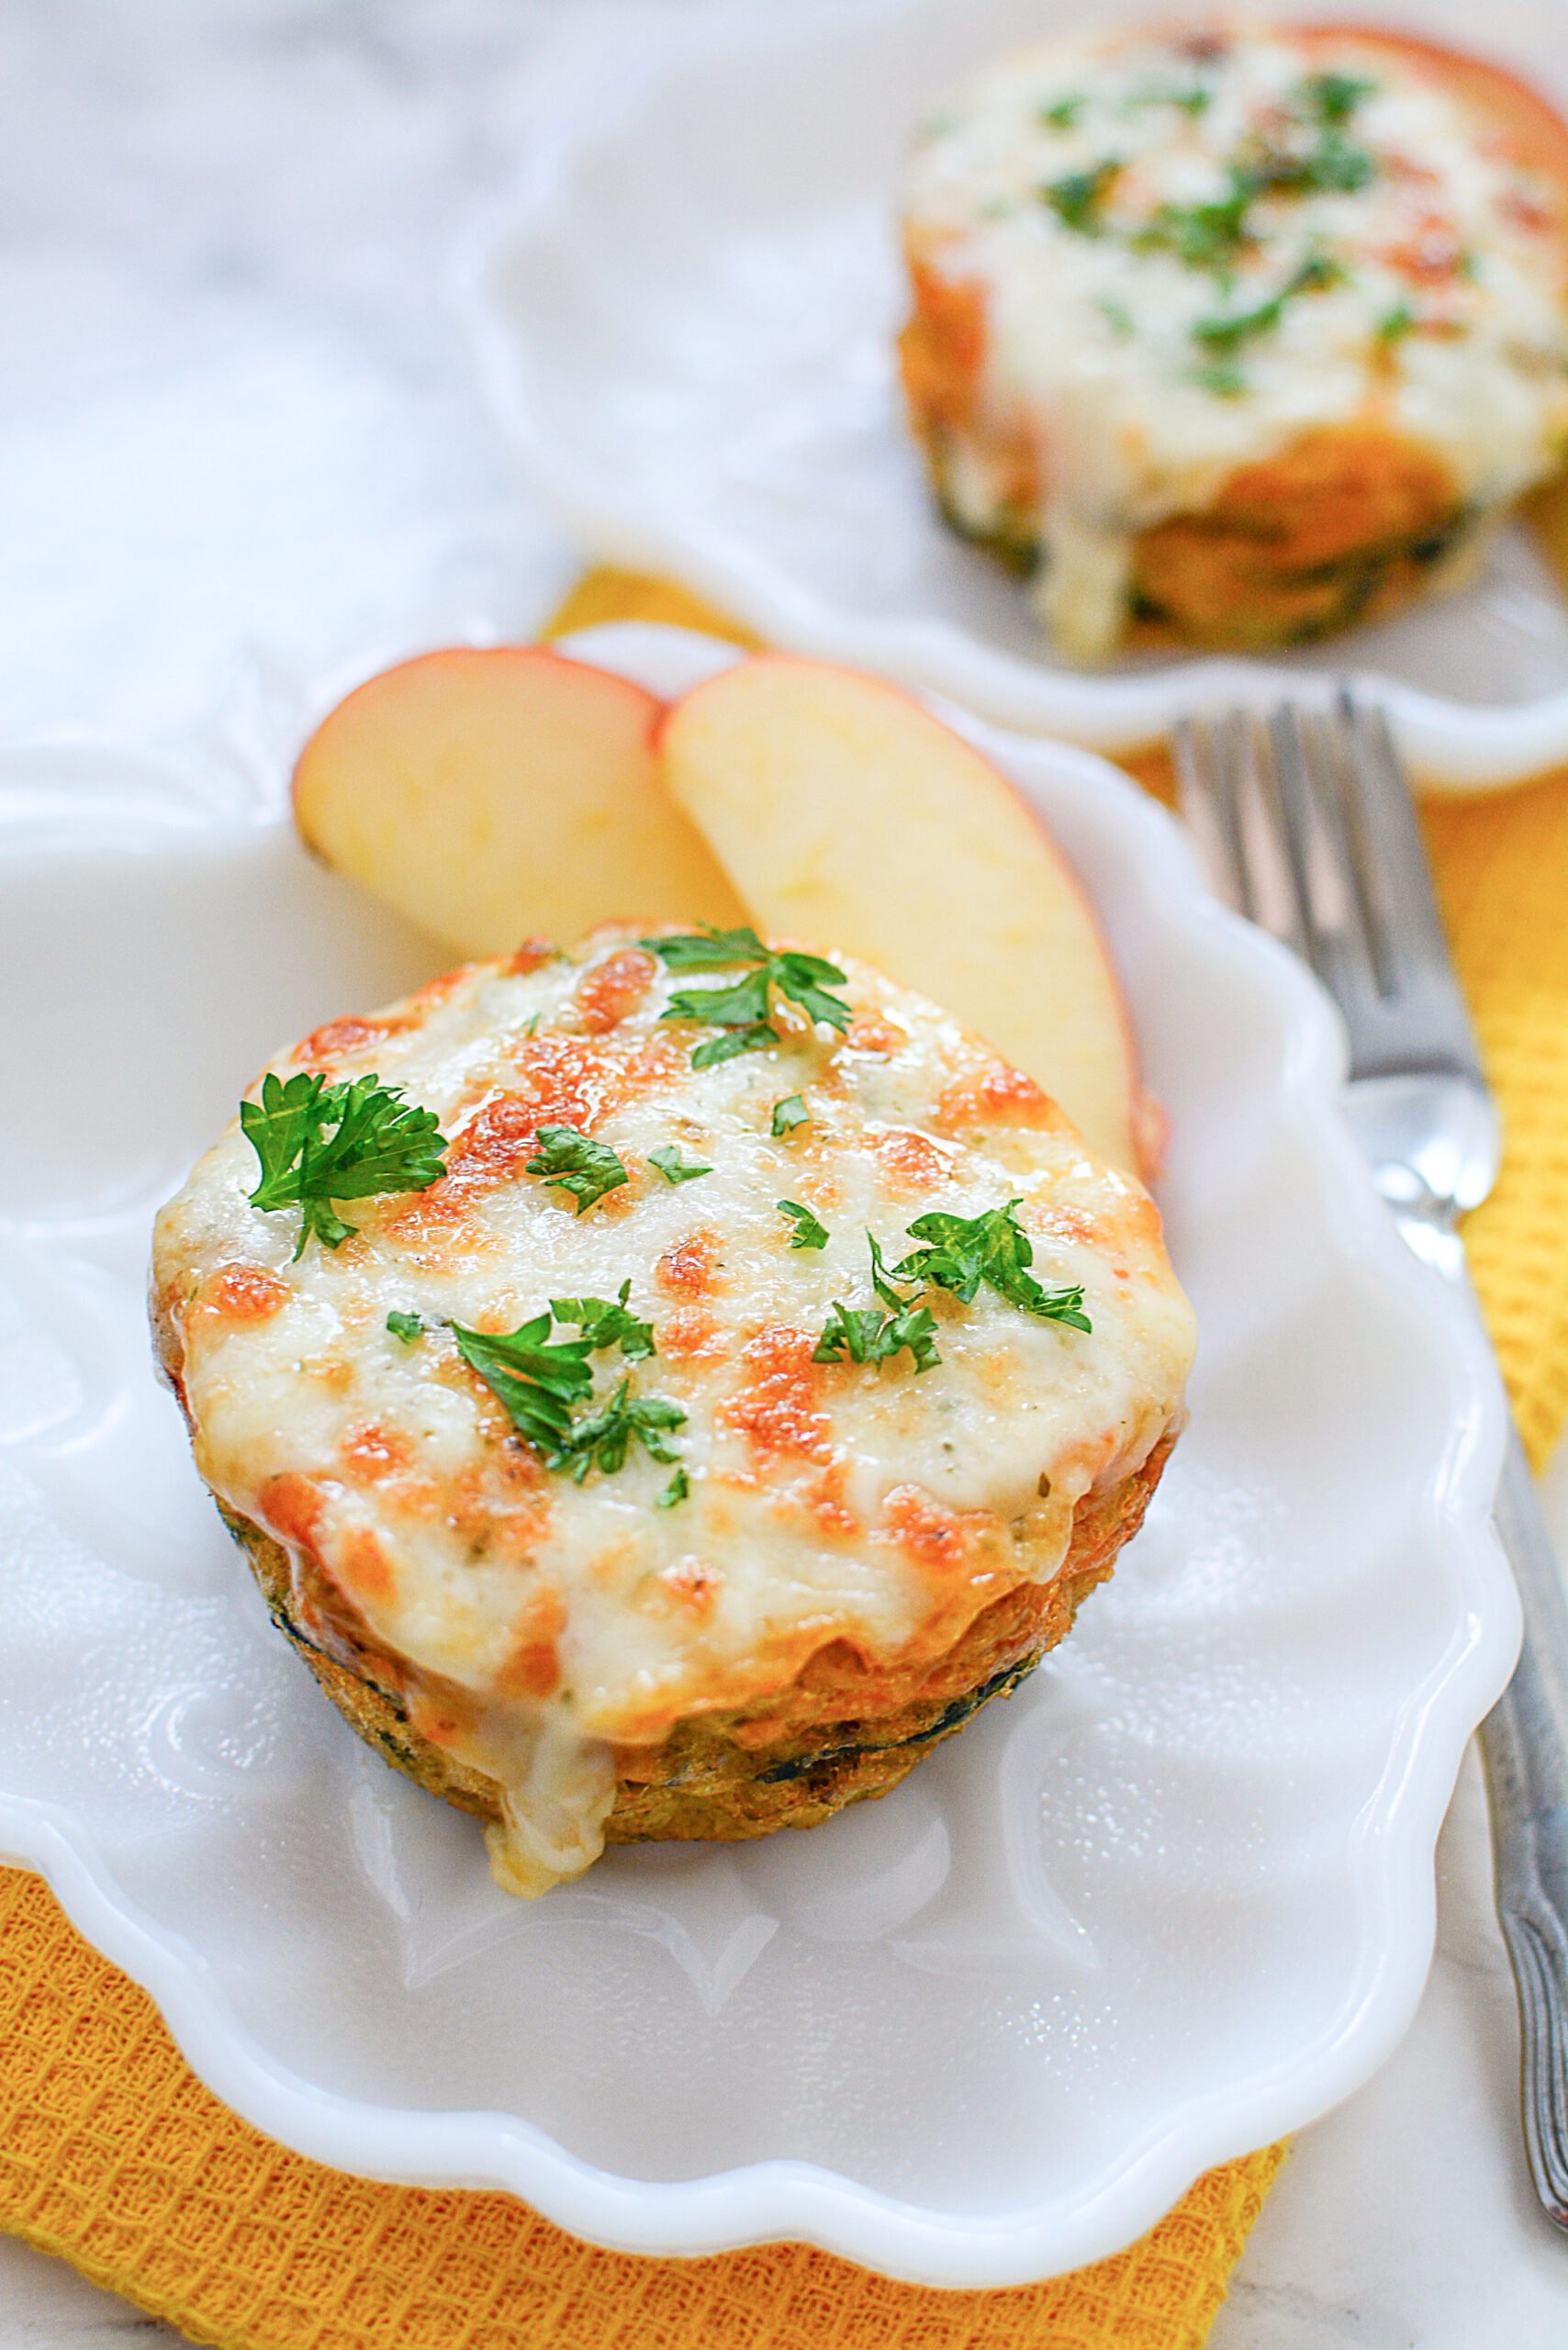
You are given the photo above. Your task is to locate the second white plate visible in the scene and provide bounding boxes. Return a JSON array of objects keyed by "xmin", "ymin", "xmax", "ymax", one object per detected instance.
[{"xmin": 462, "ymin": 0, "xmax": 1568, "ymax": 789}]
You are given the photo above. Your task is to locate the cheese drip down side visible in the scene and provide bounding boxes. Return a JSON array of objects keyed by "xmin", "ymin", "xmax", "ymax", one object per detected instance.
[
  {"xmin": 151, "ymin": 932, "xmax": 1195, "ymax": 1893},
  {"xmin": 902, "ymin": 21, "xmax": 1568, "ymax": 656}
]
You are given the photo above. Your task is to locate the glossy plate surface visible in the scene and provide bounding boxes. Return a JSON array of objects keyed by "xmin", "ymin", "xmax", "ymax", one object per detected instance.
[
  {"xmin": 462, "ymin": 0, "xmax": 1568, "ymax": 789},
  {"xmin": 0, "ymin": 623, "xmax": 1517, "ymax": 2284}
]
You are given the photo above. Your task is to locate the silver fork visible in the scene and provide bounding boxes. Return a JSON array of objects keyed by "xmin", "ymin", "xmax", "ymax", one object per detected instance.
[{"xmin": 1174, "ymin": 693, "xmax": 1568, "ymax": 2231}]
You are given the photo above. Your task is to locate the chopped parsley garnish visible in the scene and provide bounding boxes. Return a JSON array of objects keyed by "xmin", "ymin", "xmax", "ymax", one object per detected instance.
[
  {"xmin": 452, "ymin": 1314, "xmax": 594, "ymax": 1456},
  {"xmin": 868, "ymin": 1232, "xmax": 914, "ymax": 1309},
  {"xmin": 813, "ymin": 1202, "xmax": 1089, "ymax": 1372},
  {"xmin": 643, "ymin": 925, "xmax": 852, "ymax": 1066},
  {"xmin": 385, "ymin": 1309, "xmax": 423, "ymax": 1343},
  {"xmin": 1377, "ymin": 301, "xmax": 1417, "ymax": 341},
  {"xmin": 657, "ymin": 1466, "xmax": 690, "ymax": 1509},
  {"xmin": 649, "ymin": 1143, "xmax": 712, "ymax": 1184},
  {"xmin": 454, "ymin": 1300, "xmax": 682, "ymax": 1487},
  {"xmin": 525, "ymin": 1124, "xmax": 629, "ymax": 1213},
  {"xmin": 241, "ymin": 1070, "xmax": 448, "ymax": 1259},
  {"xmin": 812, "ymin": 1232, "xmax": 940, "ymax": 1374},
  {"xmin": 1041, "ymin": 94, "xmax": 1085, "ymax": 129},
  {"xmin": 1125, "ymin": 82, "xmax": 1211, "ymax": 117},
  {"xmin": 1042, "ymin": 158, "xmax": 1120, "ymax": 232},
  {"xmin": 550, "ymin": 1281, "xmax": 655, "ymax": 1362},
  {"xmin": 689, "ymin": 1022, "xmax": 778, "ymax": 1070},
  {"xmin": 813, "ymin": 1297, "xmax": 942, "ymax": 1375},
  {"xmin": 1135, "ymin": 175, "xmax": 1253, "ymax": 274},
  {"xmin": 1193, "ymin": 252, "xmax": 1341, "ymax": 349},
  {"xmin": 1249, "ymin": 129, "xmax": 1374, "ymax": 197},
  {"xmin": 551, "ymin": 1380, "xmax": 687, "ymax": 1485},
  {"xmin": 1301, "ymin": 71, "xmax": 1377, "ymax": 126},
  {"xmin": 893, "ymin": 1200, "xmax": 1092, "ymax": 1330},
  {"xmin": 643, "ymin": 923, "xmax": 772, "ymax": 972},
  {"xmin": 778, "ymin": 1199, "xmax": 829, "ymax": 1250},
  {"xmin": 771, "ymin": 1093, "xmax": 810, "ymax": 1138}
]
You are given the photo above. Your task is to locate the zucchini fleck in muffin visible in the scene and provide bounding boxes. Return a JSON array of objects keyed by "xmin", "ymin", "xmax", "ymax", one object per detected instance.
[
  {"xmin": 899, "ymin": 18, "xmax": 1568, "ymax": 657},
  {"xmin": 151, "ymin": 925, "xmax": 1194, "ymax": 1896}
]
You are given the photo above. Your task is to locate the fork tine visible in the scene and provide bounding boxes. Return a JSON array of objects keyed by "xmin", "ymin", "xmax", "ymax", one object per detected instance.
[
  {"xmin": 1176, "ymin": 709, "xmax": 1313, "ymax": 953},
  {"xmin": 1233, "ymin": 709, "xmax": 1313, "ymax": 959},
  {"xmin": 1173, "ymin": 714, "xmax": 1249, "ymax": 914},
  {"xmin": 1277, "ymin": 705, "xmax": 1388, "ymax": 1006},
  {"xmin": 1335, "ymin": 691, "xmax": 1453, "ymax": 986},
  {"xmin": 1303, "ymin": 707, "xmax": 1392, "ymax": 996},
  {"xmin": 1264, "ymin": 705, "xmax": 1325, "ymax": 964},
  {"xmin": 1175, "ymin": 692, "xmax": 1487, "ymax": 1090}
]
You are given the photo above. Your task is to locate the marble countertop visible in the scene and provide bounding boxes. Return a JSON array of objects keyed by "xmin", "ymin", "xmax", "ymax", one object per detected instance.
[{"xmin": 4, "ymin": 2, "xmax": 1568, "ymax": 2341}]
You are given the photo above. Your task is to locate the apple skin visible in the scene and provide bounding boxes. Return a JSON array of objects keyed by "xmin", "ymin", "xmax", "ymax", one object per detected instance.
[
  {"xmin": 292, "ymin": 645, "xmax": 746, "ymax": 958},
  {"xmin": 655, "ymin": 653, "xmax": 1144, "ymax": 1174}
]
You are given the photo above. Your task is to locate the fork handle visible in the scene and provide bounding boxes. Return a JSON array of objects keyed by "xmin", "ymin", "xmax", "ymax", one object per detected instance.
[{"xmin": 1477, "ymin": 1417, "xmax": 1568, "ymax": 2227}]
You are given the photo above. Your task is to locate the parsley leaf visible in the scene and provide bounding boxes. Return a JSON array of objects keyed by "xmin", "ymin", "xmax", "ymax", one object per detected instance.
[
  {"xmin": 690, "ymin": 1022, "xmax": 779, "ymax": 1070},
  {"xmin": 1377, "ymin": 301, "xmax": 1416, "ymax": 341},
  {"xmin": 657, "ymin": 1466, "xmax": 690, "ymax": 1509},
  {"xmin": 550, "ymin": 1281, "xmax": 655, "ymax": 1362},
  {"xmin": 868, "ymin": 1232, "xmax": 915, "ymax": 1308},
  {"xmin": 1135, "ymin": 174, "xmax": 1252, "ymax": 273},
  {"xmin": 813, "ymin": 1298, "xmax": 941, "ymax": 1375},
  {"xmin": 452, "ymin": 1314, "xmax": 595, "ymax": 1454},
  {"xmin": 812, "ymin": 1233, "xmax": 939, "ymax": 1372},
  {"xmin": 1040, "ymin": 94, "xmax": 1084, "ymax": 129},
  {"xmin": 1125, "ymin": 83, "xmax": 1211, "ymax": 117},
  {"xmin": 1301, "ymin": 71, "xmax": 1377, "ymax": 125},
  {"xmin": 1042, "ymin": 158, "xmax": 1119, "ymax": 232},
  {"xmin": 1247, "ymin": 129, "xmax": 1374, "ymax": 196},
  {"xmin": 771, "ymin": 1093, "xmax": 810, "ymax": 1138},
  {"xmin": 778, "ymin": 1199, "xmax": 829, "ymax": 1250},
  {"xmin": 455, "ymin": 1301, "xmax": 683, "ymax": 1489},
  {"xmin": 665, "ymin": 964, "xmax": 774, "ymax": 1031},
  {"xmin": 1193, "ymin": 252, "xmax": 1341, "ymax": 350},
  {"xmin": 649, "ymin": 1143, "xmax": 713, "ymax": 1183},
  {"xmin": 386, "ymin": 1309, "xmax": 423, "ymax": 1343},
  {"xmin": 550, "ymin": 1379, "xmax": 688, "ymax": 1485},
  {"xmin": 772, "ymin": 950, "xmax": 854, "ymax": 1031},
  {"xmin": 644, "ymin": 923, "xmax": 771, "ymax": 970},
  {"xmin": 894, "ymin": 1200, "xmax": 1092, "ymax": 1330},
  {"xmin": 241, "ymin": 1069, "xmax": 448, "ymax": 1259},
  {"xmin": 525, "ymin": 1124, "xmax": 629, "ymax": 1213},
  {"xmin": 644, "ymin": 927, "xmax": 852, "ymax": 1064}
]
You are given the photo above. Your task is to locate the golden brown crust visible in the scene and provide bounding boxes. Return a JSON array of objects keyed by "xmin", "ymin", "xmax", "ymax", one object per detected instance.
[
  {"xmin": 1128, "ymin": 420, "xmax": 1468, "ymax": 649},
  {"xmin": 227, "ymin": 1427, "xmax": 1177, "ymax": 1843}
]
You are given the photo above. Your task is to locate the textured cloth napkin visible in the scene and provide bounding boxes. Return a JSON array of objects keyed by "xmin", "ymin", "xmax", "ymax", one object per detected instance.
[{"xmin": 3, "ymin": 565, "xmax": 1565, "ymax": 2350}]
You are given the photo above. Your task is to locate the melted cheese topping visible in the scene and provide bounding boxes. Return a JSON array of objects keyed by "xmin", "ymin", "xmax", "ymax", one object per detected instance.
[
  {"xmin": 903, "ymin": 21, "xmax": 1568, "ymax": 655},
  {"xmin": 153, "ymin": 930, "xmax": 1194, "ymax": 1893}
]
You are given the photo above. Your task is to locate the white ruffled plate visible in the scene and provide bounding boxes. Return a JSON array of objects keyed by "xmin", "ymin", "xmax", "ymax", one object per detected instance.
[
  {"xmin": 460, "ymin": 0, "xmax": 1568, "ymax": 790},
  {"xmin": 0, "ymin": 622, "xmax": 1517, "ymax": 2285}
]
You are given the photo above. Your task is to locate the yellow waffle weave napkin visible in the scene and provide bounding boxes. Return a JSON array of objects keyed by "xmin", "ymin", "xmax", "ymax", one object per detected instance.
[{"xmin": 4, "ymin": 565, "xmax": 1566, "ymax": 2350}]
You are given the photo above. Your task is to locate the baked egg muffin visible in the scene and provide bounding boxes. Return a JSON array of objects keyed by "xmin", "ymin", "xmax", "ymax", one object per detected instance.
[
  {"xmin": 899, "ymin": 19, "xmax": 1568, "ymax": 657},
  {"xmin": 151, "ymin": 925, "xmax": 1194, "ymax": 1896}
]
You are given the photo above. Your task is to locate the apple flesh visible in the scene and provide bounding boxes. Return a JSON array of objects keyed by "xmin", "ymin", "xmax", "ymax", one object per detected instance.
[
  {"xmin": 656, "ymin": 655, "xmax": 1141, "ymax": 1171},
  {"xmin": 292, "ymin": 645, "xmax": 746, "ymax": 957}
]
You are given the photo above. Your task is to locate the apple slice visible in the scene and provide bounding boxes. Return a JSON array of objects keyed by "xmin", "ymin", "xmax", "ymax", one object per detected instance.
[
  {"xmin": 657, "ymin": 655, "xmax": 1142, "ymax": 1171},
  {"xmin": 293, "ymin": 646, "xmax": 746, "ymax": 957}
]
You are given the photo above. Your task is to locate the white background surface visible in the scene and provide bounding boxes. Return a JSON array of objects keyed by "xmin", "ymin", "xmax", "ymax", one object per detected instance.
[{"xmin": 2, "ymin": 1, "xmax": 1567, "ymax": 2340}]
